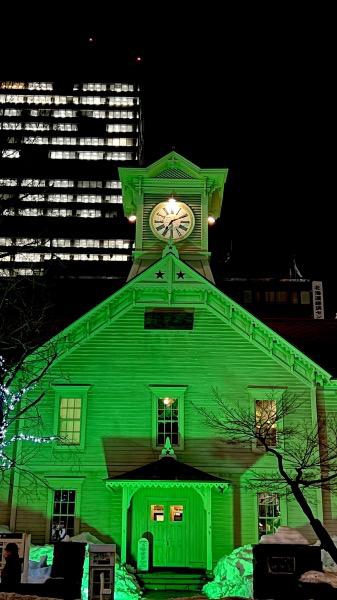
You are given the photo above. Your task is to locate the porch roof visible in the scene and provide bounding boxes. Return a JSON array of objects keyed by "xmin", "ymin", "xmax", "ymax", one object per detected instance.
[{"xmin": 106, "ymin": 455, "xmax": 229, "ymax": 487}]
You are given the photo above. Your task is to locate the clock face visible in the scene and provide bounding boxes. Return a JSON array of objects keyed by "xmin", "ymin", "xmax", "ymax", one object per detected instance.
[{"xmin": 149, "ymin": 200, "xmax": 195, "ymax": 242}]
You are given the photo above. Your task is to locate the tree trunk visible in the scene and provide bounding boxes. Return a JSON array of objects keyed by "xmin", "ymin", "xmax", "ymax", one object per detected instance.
[{"xmin": 291, "ymin": 483, "xmax": 337, "ymax": 565}]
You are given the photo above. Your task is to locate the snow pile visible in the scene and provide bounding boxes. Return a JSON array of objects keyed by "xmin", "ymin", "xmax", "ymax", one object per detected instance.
[
  {"xmin": 203, "ymin": 545, "xmax": 253, "ymax": 599},
  {"xmin": 315, "ymin": 536, "xmax": 337, "ymax": 573},
  {"xmin": 260, "ymin": 526, "xmax": 309, "ymax": 545}
]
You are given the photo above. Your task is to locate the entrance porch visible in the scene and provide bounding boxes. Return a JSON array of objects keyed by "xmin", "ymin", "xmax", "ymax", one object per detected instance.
[{"xmin": 106, "ymin": 441, "xmax": 229, "ymax": 572}]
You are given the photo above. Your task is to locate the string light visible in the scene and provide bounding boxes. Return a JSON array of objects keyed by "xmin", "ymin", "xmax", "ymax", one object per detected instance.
[{"xmin": 0, "ymin": 354, "xmax": 56, "ymax": 471}]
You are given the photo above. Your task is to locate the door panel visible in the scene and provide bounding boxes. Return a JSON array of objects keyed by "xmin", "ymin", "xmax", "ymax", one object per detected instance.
[
  {"xmin": 148, "ymin": 500, "xmax": 186, "ymax": 567},
  {"xmin": 131, "ymin": 488, "xmax": 205, "ymax": 568}
]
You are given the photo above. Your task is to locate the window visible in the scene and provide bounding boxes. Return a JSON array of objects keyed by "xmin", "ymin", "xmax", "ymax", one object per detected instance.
[
  {"xmin": 2, "ymin": 149, "xmax": 20, "ymax": 158},
  {"xmin": 45, "ymin": 477, "xmax": 84, "ymax": 543},
  {"xmin": 149, "ymin": 385, "xmax": 187, "ymax": 450},
  {"xmin": 258, "ymin": 493, "xmax": 280, "ymax": 538},
  {"xmin": 145, "ymin": 309, "xmax": 194, "ymax": 330},
  {"xmin": 53, "ymin": 385, "xmax": 89, "ymax": 449},
  {"xmin": 301, "ymin": 290, "xmax": 311, "ymax": 305},
  {"xmin": 248, "ymin": 387, "xmax": 286, "ymax": 450},
  {"xmin": 151, "ymin": 505, "xmax": 164, "ymax": 522},
  {"xmin": 170, "ymin": 505, "xmax": 184, "ymax": 522},
  {"xmin": 51, "ymin": 490, "xmax": 76, "ymax": 540},
  {"xmin": 255, "ymin": 400, "xmax": 277, "ymax": 446}
]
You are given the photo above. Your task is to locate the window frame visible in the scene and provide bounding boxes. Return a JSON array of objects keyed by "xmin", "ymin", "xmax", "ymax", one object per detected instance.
[
  {"xmin": 247, "ymin": 386, "xmax": 286, "ymax": 452},
  {"xmin": 149, "ymin": 385, "xmax": 187, "ymax": 451},
  {"xmin": 53, "ymin": 385, "xmax": 90, "ymax": 451},
  {"xmin": 44, "ymin": 476, "xmax": 85, "ymax": 543},
  {"xmin": 256, "ymin": 491, "xmax": 283, "ymax": 540}
]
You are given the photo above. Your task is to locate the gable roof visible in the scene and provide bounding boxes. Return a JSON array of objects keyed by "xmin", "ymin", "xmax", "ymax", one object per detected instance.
[
  {"xmin": 119, "ymin": 151, "xmax": 228, "ymax": 219},
  {"xmin": 106, "ymin": 455, "xmax": 226, "ymax": 483},
  {"xmin": 41, "ymin": 244, "xmax": 336, "ymax": 389}
]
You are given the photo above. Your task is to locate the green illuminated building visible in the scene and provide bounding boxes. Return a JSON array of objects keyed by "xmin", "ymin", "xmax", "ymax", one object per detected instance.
[{"xmin": 2, "ymin": 152, "xmax": 337, "ymax": 575}]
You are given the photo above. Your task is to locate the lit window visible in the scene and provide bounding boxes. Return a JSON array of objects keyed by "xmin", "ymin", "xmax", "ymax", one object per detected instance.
[
  {"xmin": 170, "ymin": 505, "xmax": 184, "ymax": 522},
  {"xmin": 76, "ymin": 209, "xmax": 101, "ymax": 218},
  {"xmin": 105, "ymin": 181, "xmax": 121, "ymax": 189},
  {"xmin": 150, "ymin": 386, "xmax": 187, "ymax": 449},
  {"xmin": 46, "ymin": 209, "xmax": 73, "ymax": 217},
  {"xmin": 2, "ymin": 149, "xmax": 20, "ymax": 158},
  {"xmin": 58, "ymin": 398, "xmax": 82, "ymax": 445},
  {"xmin": 258, "ymin": 493, "xmax": 280, "ymax": 538},
  {"xmin": 108, "ymin": 97, "xmax": 135, "ymax": 106},
  {"xmin": 108, "ymin": 110, "xmax": 134, "ymax": 119},
  {"xmin": 0, "ymin": 178, "xmax": 17, "ymax": 186},
  {"xmin": 51, "ymin": 490, "xmax": 76, "ymax": 541},
  {"xmin": 49, "ymin": 151, "xmax": 76, "ymax": 159},
  {"xmin": 47, "ymin": 194, "xmax": 73, "ymax": 203},
  {"xmin": 78, "ymin": 151, "xmax": 104, "ymax": 160},
  {"xmin": 23, "ymin": 136, "xmax": 49, "ymax": 144},
  {"xmin": 19, "ymin": 194, "xmax": 45, "ymax": 202},
  {"xmin": 248, "ymin": 388, "xmax": 286, "ymax": 450},
  {"xmin": 106, "ymin": 124, "xmax": 133, "ymax": 133},
  {"xmin": 76, "ymin": 195, "xmax": 101, "ymax": 203},
  {"xmin": 28, "ymin": 82, "xmax": 53, "ymax": 90},
  {"xmin": 54, "ymin": 96, "xmax": 67, "ymax": 105},
  {"xmin": 88, "ymin": 110, "xmax": 106, "ymax": 119},
  {"xmin": 151, "ymin": 505, "xmax": 164, "ymax": 522},
  {"xmin": 51, "ymin": 137, "xmax": 77, "ymax": 145},
  {"xmin": 49, "ymin": 179, "xmax": 74, "ymax": 188},
  {"xmin": 104, "ymin": 195, "xmax": 122, "ymax": 204},
  {"xmin": 14, "ymin": 253, "xmax": 42, "ymax": 262},
  {"xmin": 53, "ymin": 109, "xmax": 76, "ymax": 118},
  {"xmin": 52, "ymin": 123, "xmax": 78, "ymax": 131},
  {"xmin": 0, "ymin": 122, "xmax": 22, "ymax": 130},
  {"xmin": 17, "ymin": 208, "xmax": 43, "ymax": 216},
  {"xmin": 26, "ymin": 95, "xmax": 53, "ymax": 104},
  {"xmin": 4, "ymin": 108, "xmax": 22, "ymax": 116},
  {"xmin": 105, "ymin": 152, "xmax": 132, "ymax": 161},
  {"xmin": 21, "ymin": 179, "xmax": 45, "ymax": 187},
  {"xmin": 0, "ymin": 81, "xmax": 26, "ymax": 89},
  {"xmin": 255, "ymin": 400, "xmax": 277, "ymax": 446},
  {"xmin": 301, "ymin": 291, "xmax": 311, "ymax": 305},
  {"xmin": 79, "ymin": 137, "xmax": 104, "ymax": 146},
  {"xmin": 24, "ymin": 122, "xmax": 50, "ymax": 131},
  {"xmin": 53, "ymin": 384, "xmax": 86, "ymax": 446}
]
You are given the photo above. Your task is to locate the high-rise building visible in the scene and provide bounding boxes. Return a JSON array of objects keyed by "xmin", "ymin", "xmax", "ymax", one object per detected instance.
[{"xmin": 0, "ymin": 79, "xmax": 143, "ymax": 279}]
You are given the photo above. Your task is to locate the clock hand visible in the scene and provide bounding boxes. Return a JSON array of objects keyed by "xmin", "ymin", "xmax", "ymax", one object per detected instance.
[{"xmin": 169, "ymin": 213, "xmax": 188, "ymax": 224}]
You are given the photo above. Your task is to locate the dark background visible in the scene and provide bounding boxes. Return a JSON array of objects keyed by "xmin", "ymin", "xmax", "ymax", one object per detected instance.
[{"xmin": 0, "ymin": 9, "xmax": 335, "ymax": 295}]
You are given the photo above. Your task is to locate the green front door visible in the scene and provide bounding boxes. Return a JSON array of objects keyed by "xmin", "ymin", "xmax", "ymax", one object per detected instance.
[
  {"xmin": 131, "ymin": 488, "xmax": 206, "ymax": 568},
  {"xmin": 148, "ymin": 499, "xmax": 187, "ymax": 567}
]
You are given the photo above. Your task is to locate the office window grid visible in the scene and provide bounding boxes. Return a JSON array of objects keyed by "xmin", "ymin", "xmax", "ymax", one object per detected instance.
[{"xmin": 0, "ymin": 80, "xmax": 141, "ymax": 276}]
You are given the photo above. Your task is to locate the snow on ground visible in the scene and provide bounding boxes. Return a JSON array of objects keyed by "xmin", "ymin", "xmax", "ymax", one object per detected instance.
[{"xmin": 202, "ymin": 545, "xmax": 253, "ymax": 599}]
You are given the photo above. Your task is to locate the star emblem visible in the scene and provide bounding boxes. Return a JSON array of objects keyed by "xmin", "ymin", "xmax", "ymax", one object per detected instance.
[
  {"xmin": 177, "ymin": 270, "xmax": 185, "ymax": 279},
  {"xmin": 155, "ymin": 270, "xmax": 165, "ymax": 279}
]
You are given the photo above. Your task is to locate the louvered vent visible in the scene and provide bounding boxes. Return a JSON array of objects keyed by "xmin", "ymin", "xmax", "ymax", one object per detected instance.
[{"xmin": 155, "ymin": 168, "xmax": 193, "ymax": 179}]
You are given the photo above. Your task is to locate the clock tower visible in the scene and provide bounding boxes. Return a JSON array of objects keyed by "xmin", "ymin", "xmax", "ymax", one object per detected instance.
[{"xmin": 119, "ymin": 151, "xmax": 228, "ymax": 282}]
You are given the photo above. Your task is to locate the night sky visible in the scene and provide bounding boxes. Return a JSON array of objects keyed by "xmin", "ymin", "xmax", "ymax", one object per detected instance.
[{"xmin": 1, "ymin": 11, "xmax": 335, "ymax": 292}]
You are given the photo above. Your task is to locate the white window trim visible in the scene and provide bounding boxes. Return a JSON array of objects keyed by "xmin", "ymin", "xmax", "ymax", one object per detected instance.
[
  {"xmin": 44, "ymin": 476, "xmax": 85, "ymax": 543},
  {"xmin": 247, "ymin": 386, "xmax": 287, "ymax": 452},
  {"xmin": 53, "ymin": 385, "xmax": 90, "ymax": 450},
  {"xmin": 149, "ymin": 385, "xmax": 187, "ymax": 451},
  {"xmin": 253, "ymin": 490, "xmax": 288, "ymax": 543}
]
